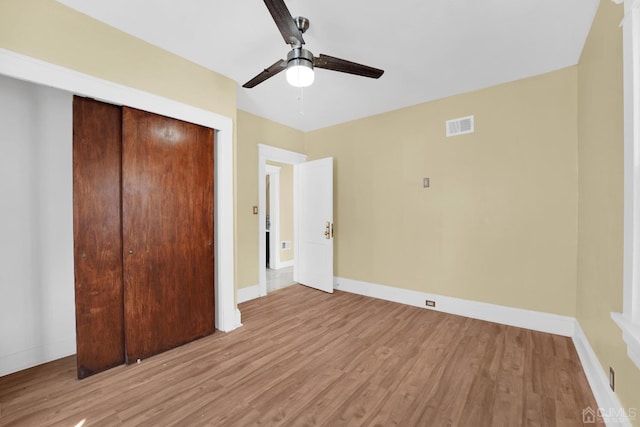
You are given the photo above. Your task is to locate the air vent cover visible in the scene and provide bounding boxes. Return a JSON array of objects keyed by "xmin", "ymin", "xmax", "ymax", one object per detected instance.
[{"xmin": 446, "ymin": 115, "xmax": 474, "ymax": 137}]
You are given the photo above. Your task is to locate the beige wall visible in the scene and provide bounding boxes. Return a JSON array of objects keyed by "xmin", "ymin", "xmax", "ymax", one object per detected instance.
[
  {"xmin": 0, "ymin": 0, "xmax": 236, "ymax": 119},
  {"xmin": 577, "ymin": 0, "xmax": 640, "ymax": 417},
  {"xmin": 237, "ymin": 110, "xmax": 304, "ymax": 289},
  {"xmin": 305, "ymin": 67, "xmax": 579, "ymax": 316}
]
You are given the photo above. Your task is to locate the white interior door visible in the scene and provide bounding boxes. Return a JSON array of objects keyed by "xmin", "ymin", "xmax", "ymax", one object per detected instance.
[{"xmin": 294, "ymin": 157, "xmax": 334, "ymax": 293}]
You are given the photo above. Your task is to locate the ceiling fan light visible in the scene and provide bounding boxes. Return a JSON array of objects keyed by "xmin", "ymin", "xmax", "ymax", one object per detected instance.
[{"xmin": 286, "ymin": 59, "xmax": 314, "ymax": 88}]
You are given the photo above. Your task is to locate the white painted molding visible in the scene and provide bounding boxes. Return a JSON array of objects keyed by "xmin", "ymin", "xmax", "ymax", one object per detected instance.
[
  {"xmin": 621, "ymin": 0, "xmax": 640, "ymax": 326},
  {"xmin": 334, "ymin": 277, "xmax": 576, "ymax": 337},
  {"xmin": 258, "ymin": 144, "xmax": 308, "ymax": 164},
  {"xmin": 0, "ymin": 49, "xmax": 239, "ymax": 333},
  {"xmin": 235, "ymin": 309, "xmax": 243, "ymax": 328},
  {"xmin": 266, "ymin": 164, "xmax": 281, "ymax": 271},
  {"xmin": 619, "ymin": 0, "xmax": 640, "ymax": 370},
  {"xmin": 265, "ymin": 165, "xmax": 282, "ymax": 173},
  {"xmin": 257, "ymin": 144, "xmax": 307, "ymax": 298},
  {"xmin": 612, "ymin": 312, "xmax": 640, "ymax": 369},
  {"xmin": 573, "ymin": 322, "xmax": 632, "ymax": 426},
  {"xmin": 237, "ymin": 284, "xmax": 261, "ymax": 304}
]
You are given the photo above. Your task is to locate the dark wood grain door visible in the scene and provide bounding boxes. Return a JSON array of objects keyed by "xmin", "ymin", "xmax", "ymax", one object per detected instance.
[
  {"xmin": 73, "ymin": 97, "xmax": 125, "ymax": 379},
  {"xmin": 122, "ymin": 107, "xmax": 215, "ymax": 363}
]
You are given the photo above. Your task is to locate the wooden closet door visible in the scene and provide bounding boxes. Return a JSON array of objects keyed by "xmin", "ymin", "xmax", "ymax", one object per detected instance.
[
  {"xmin": 122, "ymin": 107, "xmax": 215, "ymax": 363},
  {"xmin": 73, "ymin": 97, "xmax": 124, "ymax": 379}
]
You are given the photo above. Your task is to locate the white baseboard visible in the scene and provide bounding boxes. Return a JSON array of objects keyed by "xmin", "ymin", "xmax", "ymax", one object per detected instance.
[
  {"xmin": 0, "ymin": 337, "xmax": 76, "ymax": 378},
  {"xmin": 611, "ymin": 312, "xmax": 640, "ymax": 370},
  {"xmin": 235, "ymin": 308, "xmax": 243, "ymax": 328},
  {"xmin": 237, "ymin": 284, "xmax": 260, "ymax": 304},
  {"xmin": 572, "ymin": 322, "xmax": 632, "ymax": 426},
  {"xmin": 334, "ymin": 277, "xmax": 575, "ymax": 336}
]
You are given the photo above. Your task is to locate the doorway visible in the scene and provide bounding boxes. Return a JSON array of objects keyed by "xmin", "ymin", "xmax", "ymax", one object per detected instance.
[
  {"xmin": 265, "ymin": 162, "xmax": 295, "ymax": 292},
  {"xmin": 258, "ymin": 144, "xmax": 307, "ymax": 297}
]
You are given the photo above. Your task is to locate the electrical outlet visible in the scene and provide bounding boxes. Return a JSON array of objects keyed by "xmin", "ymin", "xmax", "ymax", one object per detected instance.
[
  {"xmin": 425, "ymin": 300, "xmax": 436, "ymax": 308},
  {"xmin": 609, "ymin": 367, "xmax": 615, "ymax": 391}
]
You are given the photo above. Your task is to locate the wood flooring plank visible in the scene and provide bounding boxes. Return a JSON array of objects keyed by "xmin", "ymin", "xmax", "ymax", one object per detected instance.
[
  {"xmin": 279, "ymin": 369, "xmax": 371, "ymax": 427},
  {"xmin": 0, "ymin": 285, "xmax": 601, "ymax": 426},
  {"xmin": 249, "ymin": 366, "xmax": 345, "ymax": 426},
  {"xmin": 490, "ymin": 327, "xmax": 527, "ymax": 427}
]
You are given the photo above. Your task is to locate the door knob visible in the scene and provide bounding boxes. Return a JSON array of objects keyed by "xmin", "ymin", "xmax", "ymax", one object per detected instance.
[{"xmin": 128, "ymin": 249, "xmax": 134, "ymax": 254}]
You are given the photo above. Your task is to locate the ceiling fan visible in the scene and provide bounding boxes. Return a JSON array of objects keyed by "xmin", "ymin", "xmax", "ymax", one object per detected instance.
[{"xmin": 242, "ymin": 0, "xmax": 385, "ymax": 89}]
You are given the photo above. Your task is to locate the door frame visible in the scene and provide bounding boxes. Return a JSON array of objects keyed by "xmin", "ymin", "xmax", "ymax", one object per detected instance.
[
  {"xmin": 258, "ymin": 144, "xmax": 306, "ymax": 297},
  {"xmin": 0, "ymin": 49, "xmax": 239, "ymax": 333},
  {"xmin": 265, "ymin": 164, "xmax": 281, "ymax": 271}
]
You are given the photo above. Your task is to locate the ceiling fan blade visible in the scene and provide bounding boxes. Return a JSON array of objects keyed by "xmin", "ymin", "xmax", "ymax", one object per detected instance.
[
  {"xmin": 314, "ymin": 54, "xmax": 384, "ymax": 79},
  {"xmin": 242, "ymin": 59, "xmax": 287, "ymax": 88},
  {"xmin": 263, "ymin": 0, "xmax": 304, "ymax": 46}
]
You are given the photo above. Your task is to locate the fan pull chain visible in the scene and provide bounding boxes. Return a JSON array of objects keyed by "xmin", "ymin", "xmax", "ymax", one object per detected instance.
[{"xmin": 298, "ymin": 86, "xmax": 305, "ymax": 116}]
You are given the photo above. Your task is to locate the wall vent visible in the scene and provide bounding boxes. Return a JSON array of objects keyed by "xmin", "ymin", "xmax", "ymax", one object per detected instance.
[{"xmin": 446, "ymin": 115, "xmax": 474, "ymax": 137}]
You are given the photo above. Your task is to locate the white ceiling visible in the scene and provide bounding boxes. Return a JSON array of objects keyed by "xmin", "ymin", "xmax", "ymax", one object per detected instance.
[{"xmin": 57, "ymin": 0, "xmax": 598, "ymax": 132}]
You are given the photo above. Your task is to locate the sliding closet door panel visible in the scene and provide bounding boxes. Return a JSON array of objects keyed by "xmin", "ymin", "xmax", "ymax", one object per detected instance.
[
  {"xmin": 73, "ymin": 97, "xmax": 124, "ymax": 379},
  {"xmin": 122, "ymin": 107, "xmax": 214, "ymax": 363}
]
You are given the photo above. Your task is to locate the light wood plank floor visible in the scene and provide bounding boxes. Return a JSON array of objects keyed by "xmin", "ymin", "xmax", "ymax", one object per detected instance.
[{"xmin": 0, "ymin": 285, "xmax": 601, "ymax": 426}]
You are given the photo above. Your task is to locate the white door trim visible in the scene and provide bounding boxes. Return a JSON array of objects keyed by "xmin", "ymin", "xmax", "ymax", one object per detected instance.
[
  {"xmin": 258, "ymin": 144, "xmax": 307, "ymax": 297},
  {"xmin": 0, "ymin": 48, "xmax": 239, "ymax": 332},
  {"xmin": 265, "ymin": 164, "xmax": 281, "ymax": 272}
]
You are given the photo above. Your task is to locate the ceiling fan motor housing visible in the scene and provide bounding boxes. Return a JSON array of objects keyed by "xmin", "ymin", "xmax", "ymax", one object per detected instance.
[{"xmin": 287, "ymin": 48, "xmax": 314, "ymax": 69}]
